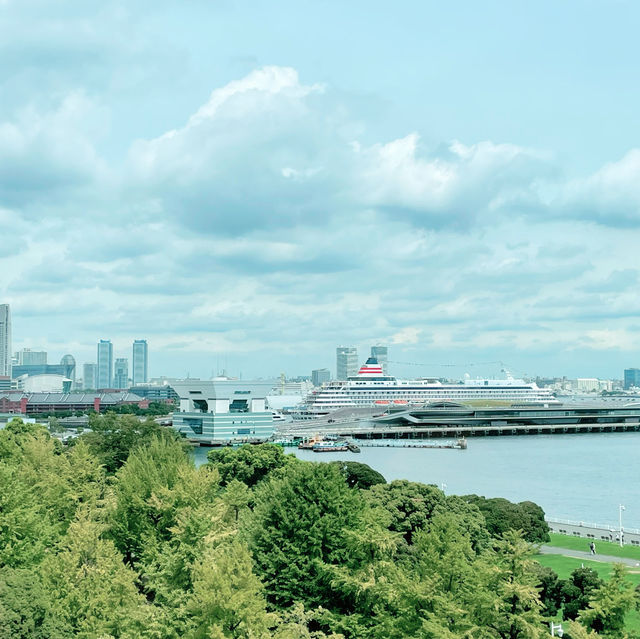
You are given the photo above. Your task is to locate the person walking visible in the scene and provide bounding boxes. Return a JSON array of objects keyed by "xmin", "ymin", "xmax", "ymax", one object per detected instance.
[{"xmin": 590, "ymin": 541, "xmax": 596, "ymax": 555}]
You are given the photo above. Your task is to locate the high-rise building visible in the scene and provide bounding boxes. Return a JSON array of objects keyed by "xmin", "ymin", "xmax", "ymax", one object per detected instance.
[
  {"xmin": 83, "ymin": 362, "xmax": 97, "ymax": 389},
  {"xmin": 0, "ymin": 304, "xmax": 11, "ymax": 378},
  {"xmin": 15, "ymin": 348, "xmax": 47, "ymax": 366},
  {"xmin": 336, "ymin": 346, "xmax": 358, "ymax": 380},
  {"xmin": 114, "ymin": 358, "xmax": 129, "ymax": 389},
  {"xmin": 132, "ymin": 339, "xmax": 148, "ymax": 385},
  {"xmin": 370, "ymin": 345, "xmax": 388, "ymax": 375},
  {"xmin": 624, "ymin": 368, "xmax": 640, "ymax": 390},
  {"xmin": 312, "ymin": 368, "xmax": 331, "ymax": 386},
  {"xmin": 97, "ymin": 340, "xmax": 113, "ymax": 389},
  {"xmin": 60, "ymin": 354, "xmax": 76, "ymax": 386}
]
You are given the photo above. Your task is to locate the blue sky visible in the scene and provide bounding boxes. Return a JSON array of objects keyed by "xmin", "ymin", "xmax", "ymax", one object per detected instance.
[{"xmin": 2, "ymin": 0, "xmax": 640, "ymax": 380}]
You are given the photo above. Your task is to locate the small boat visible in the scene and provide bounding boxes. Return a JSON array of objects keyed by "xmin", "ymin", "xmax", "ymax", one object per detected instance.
[
  {"xmin": 298, "ymin": 435, "xmax": 323, "ymax": 449},
  {"xmin": 346, "ymin": 441, "xmax": 361, "ymax": 453},
  {"xmin": 312, "ymin": 441, "xmax": 349, "ymax": 452}
]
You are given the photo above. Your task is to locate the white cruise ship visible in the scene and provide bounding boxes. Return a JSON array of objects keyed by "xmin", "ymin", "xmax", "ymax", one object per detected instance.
[{"xmin": 291, "ymin": 357, "xmax": 557, "ymax": 419}]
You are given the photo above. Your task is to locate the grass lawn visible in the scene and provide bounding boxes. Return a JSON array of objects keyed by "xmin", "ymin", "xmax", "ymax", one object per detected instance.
[
  {"xmin": 545, "ymin": 532, "xmax": 640, "ymax": 561},
  {"xmin": 536, "ymin": 545, "xmax": 640, "ymax": 634}
]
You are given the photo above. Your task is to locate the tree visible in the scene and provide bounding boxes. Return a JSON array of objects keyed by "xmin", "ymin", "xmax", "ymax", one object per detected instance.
[
  {"xmin": 473, "ymin": 531, "xmax": 550, "ymax": 639},
  {"xmin": 462, "ymin": 495, "xmax": 550, "ymax": 543},
  {"xmin": 81, "ymin": 412, "xmax": 184, "ymax": 474},
  {"xmin": 207, "ymin": 443, "xmax": 291, "ymax": 488},
  {"xmin": 532, "ymin": 563, "xmax": 563, "ymax": 617},
  {"xmin": 185, "ymin": 539, "xmax": 274, "ymax": 639},
  {"xmin": 364, "ymin": 480, "xmax": 445, "ymax": 545},
  {"xmin": 577, "ymin": 563, "xmax": 637, "ymax": 637},
  {"xmin": 109, "ymin": 435, "xmax": 219, "ymax": 566},
  {"xmin": 329, "ymin": 461, "xmax": 386, "ymax": 490},
  {"xmin": 248, "ymin": 461, "xmax": 365, "ymax": 608},
  {"xmin": 560, "ymin": 567, "xmax": 603, "ymax": 621}
]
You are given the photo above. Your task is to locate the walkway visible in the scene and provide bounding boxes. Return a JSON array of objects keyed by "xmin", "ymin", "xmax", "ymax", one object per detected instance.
[{"xmin": 539, "ymin": 545, "xmax": 640, "ymax": 567}]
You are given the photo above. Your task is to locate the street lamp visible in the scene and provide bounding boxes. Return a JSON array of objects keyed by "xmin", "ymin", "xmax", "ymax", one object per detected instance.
[{"xmin": 619, "ymin": 504, "xmax": 626, "ymax": 547}]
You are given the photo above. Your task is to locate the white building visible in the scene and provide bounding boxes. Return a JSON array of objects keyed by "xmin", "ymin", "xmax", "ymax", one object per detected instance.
[{"xmin": 0, "ymin": 305, "xmax": 11, "ymax": 378}]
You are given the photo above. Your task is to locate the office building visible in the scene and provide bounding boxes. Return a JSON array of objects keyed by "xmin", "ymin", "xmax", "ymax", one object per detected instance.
[
  {"xmin": 15, "ymin": 348, "xmax": 47, "ymax": 366},
  {"xmin": 336, "ymin": 346, "xmax": 358, "ymax": 380},
  {"xmin": 0, "ymin": 305, "xmax": 11, "ymax": 378},
  {"xmin": 312, "ymin": 368, "xmax": 331, "ymax": 386},
  {"xmin": 83, "ymin": 363, "xmax": 97, "ymax": 389},
  {"xmin": 97, "ymin": 340, "xmax": 113, "ymax": 389},
  {"xmin": 370, "ymin": 345, "xmax": 388, "ymax": 375},
  {"xmin": 624, "ymin": 368, "xmax": 640, "ymax": 390},
  {"xmin": 114, "ymin": 358, "xmax": 129, "ymax": 389},
  {"xmin": 132, "ymin": 339, "xmax": 148, "ymax": 385},
  {"xmin": 60, "ymin": 354, "xmax": 76, "ymax": 386}
]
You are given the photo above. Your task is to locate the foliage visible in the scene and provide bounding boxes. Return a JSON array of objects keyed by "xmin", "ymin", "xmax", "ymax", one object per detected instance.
[
  {"xmin": 248, "ymin": 461, "xmax": 365, "ymax": 608},
  {"xmin": 561, "ymin": 567, "xmax": 604, "ymax": 621},
  {"xmin": 462, "ymin": 494, "xmax": 551, "ymax": 543},
  {"xmin": 207, "ymin": 443, "xmax": 291, "ymax": 487},
  {"xmin": 80, "ymin": 412, "xmax": 185, "ymax": 474},
  {"xmin": 364, "ymin": 479, "xmax": 445, "ymax": 544},
  {"xmin": 329, "ymin": 461, "xmax": 386, "ymax": 490}
]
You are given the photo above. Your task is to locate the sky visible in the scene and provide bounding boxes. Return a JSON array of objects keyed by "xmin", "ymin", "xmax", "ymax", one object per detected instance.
[{"xmin": 2, "ymin": 0, "xmax": 640, "ymax": 381}]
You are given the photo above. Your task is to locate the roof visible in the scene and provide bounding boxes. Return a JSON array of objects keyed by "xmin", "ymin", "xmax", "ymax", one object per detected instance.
[{"xmin": 0, "ymin": 391, "xmax": 144, "ymax": 405}]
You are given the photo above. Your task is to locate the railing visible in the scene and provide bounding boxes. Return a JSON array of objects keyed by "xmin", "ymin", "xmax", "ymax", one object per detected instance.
[{"xmin": 546, "ymin": 517, "xmax": 640, "ymax": 535}]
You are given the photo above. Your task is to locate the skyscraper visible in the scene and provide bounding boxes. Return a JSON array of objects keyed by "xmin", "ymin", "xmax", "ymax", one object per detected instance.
[
  {"xmin": 370, "ymin": 345, "xmax": 388, "ymax": 375},
  {"xmin": 83, "ymin": 362, "xmax": 97, "ymax": 389},
  {"xmin": 97, "ymin": 340, "xmax": 113, "ymax": 389},
  {"xmin": 0, "ymin": 304, "xmax": 11, "ymax": 378},
  {"xmin": 336, "ymin": 346, "xmax": 358, "ymax": 380},
  {"xmin": 114, "ymin": 358, "xmax": 129, "ymax": 389},
  {"xmin": 312, "ymin": 368, "xmax": 331, "ymax": 386},
  {"xmin": 132, "ymin": 339, "xmax": 148, "ymax": 385}
]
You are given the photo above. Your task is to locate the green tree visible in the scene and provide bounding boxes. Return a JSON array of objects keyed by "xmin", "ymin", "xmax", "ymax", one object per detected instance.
[
  {"xmin": 208, "ymin": 443, "xmax": 291, "ymax": 488},
  {"xmin": 248, "ymin": 461, "xmax": 365, "ymax": 608},
  {"xmin": 577, "ymin": 563, "xmax": 637, "ymax": 637},
  {"xmin": 364, "ymin": 480, "xmax": 445, "ymax": 545},
  {"xmin": 474, "ymin": 531, "xmax": 550, "ymax": 639},
  {"xmin": 329, "ymin": 461, "xmax": 386, "ymax": 490},
  {"xmin": 81, "ymin": 412, "xmax": 184, "ymax": 474},
  {"xmin": 560, "ymin": 567, "xmax": 603, "ymax": 621},
  {"xmin": 462, "ymin": 495, "xmax": 550, "ymax": 543},
  {"xmin": 185, "ymin": 539, "xmax": 274, "ymax": 639}
]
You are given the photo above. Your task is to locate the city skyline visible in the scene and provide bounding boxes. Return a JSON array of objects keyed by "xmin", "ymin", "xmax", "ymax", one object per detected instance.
[{"xmin": 2, "ymin": 3, "xmax": 640, "ymax": 380}]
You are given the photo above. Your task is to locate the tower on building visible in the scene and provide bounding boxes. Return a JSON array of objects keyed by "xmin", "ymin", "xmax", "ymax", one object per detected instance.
[
  {"xmin": 336, "ymin": 346, "xmax": 358, "ymax": 380},
  {"xmin": 97, "ymin": 340, "xmax": 113, "ymax": 389},
  {"xmin": 370, "ymin": 345, "xmax": 388, "ymax": 375},
  {"xmin": 132, "ymin": 339, "xmax": 148, "ymax": 385},
  {"xmin": 114, "ymin": 358, "xmax": 129, "ymax": 389},
  {"xmin": 0, "ymin": 304, "xmax": 11, "ymax": 378}
]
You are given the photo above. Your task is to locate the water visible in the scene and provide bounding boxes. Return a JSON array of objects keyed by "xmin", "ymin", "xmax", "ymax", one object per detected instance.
[{"xmin": 192, "ymin": 432, "xmax": 640, "ymax": 528}]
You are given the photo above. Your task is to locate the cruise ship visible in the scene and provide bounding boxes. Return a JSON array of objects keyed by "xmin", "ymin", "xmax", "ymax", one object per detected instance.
[{"xmin": 291, "ymin": 357, "xmax": 557, "ymax": 419}]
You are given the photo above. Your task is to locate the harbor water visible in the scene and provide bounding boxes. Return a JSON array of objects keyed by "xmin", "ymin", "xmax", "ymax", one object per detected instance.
[{"xmin": 193, "ymin": 431, "xmax": 640, "ymax": 528}]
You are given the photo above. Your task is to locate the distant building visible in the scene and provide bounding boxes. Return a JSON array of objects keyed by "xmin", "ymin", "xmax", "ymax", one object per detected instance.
[
  {"xmin": 97, "ymin": 340, "xmax": 113, "ymax": 389},
  {"xmin": 0, "ymin": 390, "xmax": 148, "ymax": 415},
  {"xmin": 18, "ymin": 374, "xmax": 72, "ymax": 393},
  {"xmin": 60, "ymin": 354, "xmax": 76, "ymax": 386},
  {"xmin": 336, "ymin": 346, "xmax": 358, "ymax": 380},
  {"xmin": 0, "ymin": 305, "xmax": 11, "ymax": 378},
  {"xmin": 83, "ymin": 362, "xmax": 97, "ymax": 389},
  {"xmin": 371, "ymin": 345, "xmax": 388, "ymax": 375},
  {"xmin": 128, "ymin": 384, "xmax": 178, "ymax": 403},
  {"xmin": 624, "ymin": 368, "xmax": 640, "ymax": 390},
  {"xmin": 132, "ymin": 339, "xmax": 148, "ymax": 385},
  {"xmin": 11, "ymin": 364, "xmax": 66, "ymax": 379},
  {"xmin": 171, "ymin": 379, "xmax": 276, "ymax": 443},
  {"xmin": 576, "ymin": 378, "xmax": 600, "ymax": 392},
  {"xmin": 114, "ymin": 358, "xmax": 129, "ymax": 389},
  {"xmin": 0, "ymin": 376, "xmax": 10, "ymax": 391},
  {"xmin": 15, "ymin": 348, "xmax": 47, "ymax": 366},
  {"xmin": 312, "ymin": 368, "xmax": 331, "ymax": 386}
]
